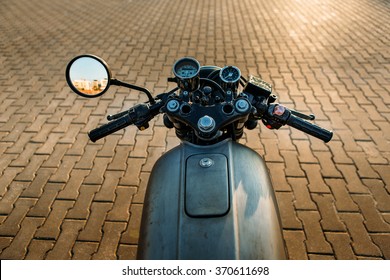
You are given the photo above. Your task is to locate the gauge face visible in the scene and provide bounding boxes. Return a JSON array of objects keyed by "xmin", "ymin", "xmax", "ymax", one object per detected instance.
[
  {"xmin": 173, "ymin": 57, "xmax": 200, "ymax": 79},
  {"xmin": 220, "ymin": 66, "xmax": 241, "ymax": 84}
]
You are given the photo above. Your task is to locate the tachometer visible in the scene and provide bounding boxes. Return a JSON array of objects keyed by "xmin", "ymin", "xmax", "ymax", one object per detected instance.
[
  {"xmin": 220, "ymin": 65, "xmax": 241, "ymax": 91},
  {"xmin": 173, "ymin": 57, "xmax": 201, "ymax": 91}
]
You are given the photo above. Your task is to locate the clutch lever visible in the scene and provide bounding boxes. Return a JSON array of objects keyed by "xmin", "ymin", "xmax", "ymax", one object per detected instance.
[{"xmin": 107, "ymin": 111, "xmax": 129, "ymax": 121}]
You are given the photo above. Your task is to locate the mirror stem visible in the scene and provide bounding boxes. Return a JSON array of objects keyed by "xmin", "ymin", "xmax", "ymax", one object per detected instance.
[{"xmin": 111, "ymin": 78, "xmax": 155, "ymax": 104}]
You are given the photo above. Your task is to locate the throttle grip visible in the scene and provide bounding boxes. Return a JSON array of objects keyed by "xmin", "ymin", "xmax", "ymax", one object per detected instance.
[
  {"xmin": 88, "ymin": 114, "xmax": 133, "ymax": 142},
  {"xmin": 286, "ymin": 114, "xmax": 333, "ymax": 143}
]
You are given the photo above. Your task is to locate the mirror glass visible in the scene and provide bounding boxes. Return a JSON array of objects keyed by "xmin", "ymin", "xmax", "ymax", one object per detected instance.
[{"xmin": 66, "ymin": 55, "xmax": 111, "ymax": 98}]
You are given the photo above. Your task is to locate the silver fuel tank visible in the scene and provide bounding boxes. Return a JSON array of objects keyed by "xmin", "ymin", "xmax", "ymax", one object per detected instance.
[{"xmin": 137, "ymin": 139, "xmax": 286, "ymax": 259}]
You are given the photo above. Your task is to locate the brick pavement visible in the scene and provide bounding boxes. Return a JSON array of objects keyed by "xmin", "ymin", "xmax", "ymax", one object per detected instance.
[{"xmin": 0, "ymin": 0, "xmax": 389, "ymax": 259}]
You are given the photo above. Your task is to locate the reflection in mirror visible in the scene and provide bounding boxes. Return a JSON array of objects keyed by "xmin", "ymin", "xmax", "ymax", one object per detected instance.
[{"xmin": 68, "ymin": 56, "xmax": 110, "ymax": 97}]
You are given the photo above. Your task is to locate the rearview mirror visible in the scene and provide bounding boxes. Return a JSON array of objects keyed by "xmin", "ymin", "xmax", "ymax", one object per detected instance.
[{"xmin": 65, "ymin": 54, "xmax": 111, "ymax": 98}]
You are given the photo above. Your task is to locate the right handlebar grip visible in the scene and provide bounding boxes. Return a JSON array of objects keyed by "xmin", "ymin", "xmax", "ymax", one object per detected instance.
[
  {"xmin": 88, "ymin": 114, "xmax": 133, "ymax": 142},
  {"xmin": 286, "ymin": 114, "xmax": 333, "ymax": 143}
]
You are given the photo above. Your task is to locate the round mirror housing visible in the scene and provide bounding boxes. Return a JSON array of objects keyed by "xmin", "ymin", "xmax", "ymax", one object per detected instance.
[{"xmin": 66, "ymin": 54, "xmax": 111, "ymax": 98}]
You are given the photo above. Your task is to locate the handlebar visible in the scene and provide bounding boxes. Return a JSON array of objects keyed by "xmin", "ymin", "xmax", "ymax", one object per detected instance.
[
  {"xmin": 89, "ymin": 113, "xmax": 135, "ymax": 142},
  {"xmin": 263, "ymin": 104, "xmax": 333, "ymax": 143},
  {"xmin": 286, "ymin": 114, "xmax": 333, "ymax": 143},
  {"xmin": 87, "ymin": 90, "xmax": 333, "ymax": 143}
]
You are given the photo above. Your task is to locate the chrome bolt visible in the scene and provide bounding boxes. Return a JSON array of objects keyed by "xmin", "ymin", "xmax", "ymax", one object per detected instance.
[
  {"xmin": 167, "ymin": 100, "xmax": 180, "ymax": 112},
  {"xmin": 198, "ymin": 115, "xmax": 215, "ymax": 133},
  {"xmin": 235, "ymin": 99, "xmax": 250, "ymax": 113}
]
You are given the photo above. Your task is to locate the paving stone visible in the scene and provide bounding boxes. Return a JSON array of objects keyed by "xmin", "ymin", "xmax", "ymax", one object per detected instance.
[
  {"xmin": 14, "ymin": 155, "xmax": 48, "ymax": 182},
  {"xmin": 0, "ymin": 181, "xmax": 29, "ymax": 215},
  {"xmin": 301, "ymin": 164, "xmax": 331, "ymax": 193},
  {"xmin": 66, "ymin": 185, "xmax": 99, "ymax": 220},
  {"xmin": 288, "ymin": 177, "xmax": 317, "ymax": 211},
  {"xmin": 35, "ymin": 200, "xmax": 75, "ymax": 239},
  {"xmin": 120, "ymin": 158, "xmax": 145, "ymax": 186},
  {"xmin": 78, "ymin": 202, "xmax": 113, "ymax": 242},
  {"xmin": 72, "ymin": 241, "xmax": 99, "ymax": 260},
  {"xmin": 9, "ymin": 143, "xmax": 40, "ymax": 167},
  {"xmin": 59, "ymin": 124, "xmax": 82, "ymax": 144},
  {"xmin": 325, "ymin": 179, "xmax": 359, "ymax": 212},
  {"xmin": 262, "ymin": 139, "xmax": 284, "ymax": 162},
  {"xmin": 276, "ymin": 129, "xmax": 295, "ymax": 151},
  {"xmin": 118, "ymin": 126, "xmax": 137, "ymax": 146},
  {"xmin": 313, "ymin": 151, "xmax": 342, "ymax": 178},
  {"xmin": 83, "ymin": 157, "xmax": 112, "ymax": 185},
  {"xmin": 281, "ymin": 150, "xmax": 305, "ymax": 177},
  {"xmin": 107, "ymin": 187, "xmax": 137, "ymax": 222},
  {"xmin": 372, "ymin": 165, "xmax": 390, "ymax": 193},
  {"xmin": 27, "ymin": 183, "xmax": 63, "ymax": 217},
  {"xmin": 56, "ymin": 169, "xmax": 90, "ymax": 200},
  {"xmin": 94, "ymin": 171, "xmax": 124, "ymax": 202},
  {"xmin": 97, "ymin": 135, "xmax": 121, "ymax": 158},
  {"xmin": 336, "ymin": 164, "xmax": 369, "ymax": 194},
  {"xmin": 0, "ymin": 198, "xmax": 36, "ymax": 236},
  {"xmin": 35, "ymin": 133, "xmax": 62, "ymax": 155},
  {"xmin": 92, "ymin": 221, "xmax": 127, "ymax": 260},
  {"xmin": 142, "ymin": 147, "xmax": 165, "ymax": 172},
  {"xmin": 293, "ymin": 140, "xmax": 318, "ymax": 164},
  {"xmin": 30, "ymin": 124, "xmax": 56, "ymax": 143},
  {"xmin": 0, "ymin": 154, "xmax": 18, "ymax": 176},
  {"xmin": 120, "ymin": 204, "xmax": 143, "ymax": 244},
  {"xmin": 66, "ymin": 133, "xmax": 90, "ymax": 156},
  {"xmin": 357, "ymin": 141, "xmax": 388, "ymax": 165},
  {"xmin": 149, "ymin": 126, "xmax": 168, "ymax": 147},
  {"xmin": 346, "ymin": 152, "xmax": 379, "ymax": 179},
  {"xmin": 352, "ymin": 195, "xmax": 390, "ymax": 233},
  {"xmin": 327, "ymin": 140, "xmax": 353, "ymax": 164},
  {"xmin": 41, "ymin": 144, "xmax": 69, "ymax": 168},
  {"xmin": 339, "ymin": 213, "xmax": 382, "ymax": 257},
  {"xmin": 363, "ymin": 179, "xmax": 390, "ymax": 212},
  {"xmin": 335, "ymin": 130, "xmax": 362, "ymax": 152},
  {"xmin": 49, "ymin": 155, "xmax": 80, "ymax": 183},
  {"xmin": 45, "ymin": 220, "xmax": 85, "ymax": 260},
  {"xmin": 308, "ymin": 254, "xmax": 335, "ymax": 260},
  {"xmin": 133, "ymin": 172, "xmax": 150, "ymax": 204},
  {"xmin": 312, "ymin": 194, "xmax": 346, "ymax": 232},
  {"xmin": 130, "ymin": 135, "xmax": 152, "ymax": 158},
  {"xmin": 74, "ymin": 144, "xmax": 102, "ymax": 170},
  {"xmin": 370, "ymin": 234, "xmax": 390, "ymax": 260},
  {"xmin": 367, "ymin": 130, "xmax": 390, "ymax": 153},
  {"xmin": 283, "ymin": 230, "xmax": 307, "ymax": 260},
  {"xmin": 0, "ymin": 167, "xmax": 23, "ymax": 197},
  {"xmin": 0, "ymin": 217, "xmax": 44, "ymax": 259},
  {"xmin": 275, "ymin": 192, "xmax": 302, "ymax": 229},
  {"xmin": 107, "ymin": 145, "xmax": 132, "ymax": 171},
  {"xmin": 117, "ymin": 244, "xmax": 138, "ymax": 260},
  {"xmin": 52, "ymin": 115, "xmax": 75, "ymax": 133},
  {"xmin": 4, "ymin": 132, "xmax": 34, "ymax": 154},
  {"xmin": 0, "ymin": 237, "xmax": 13, "ymax": 254},
  {"xmin": 325, "ymin": 232, "xmax": 356, "ymax": 260},
  {"xmin": 297, "ymin": 211, "xmax": 333, "ymax": 254},
  {"xmin": 25, "ymin": 240, "xmax": 55, "ymax": 260}
]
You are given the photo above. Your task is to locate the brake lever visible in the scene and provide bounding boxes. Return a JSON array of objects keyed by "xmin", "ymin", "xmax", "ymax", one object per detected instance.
[
  {"xmin": 107, "ymin": 111, "xmax": 129, "ymax": 121},
  {"xmin": 290, "ymin": 110, "xmax": 315, "ymax": 121}
]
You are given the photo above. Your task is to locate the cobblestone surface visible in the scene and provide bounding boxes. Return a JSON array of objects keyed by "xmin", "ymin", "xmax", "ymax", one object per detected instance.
[{"xmin": 0, "ymin": 0, "xmax": 389, "ymax": 259}]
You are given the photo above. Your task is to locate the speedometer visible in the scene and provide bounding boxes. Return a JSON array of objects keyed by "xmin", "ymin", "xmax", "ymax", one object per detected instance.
[
  {"xmin": 173, "ymin": 57, "xmax": 201, "ymax": 91},
  {"xmin": 220, "ymin": 65, "xmax": 241, "ymax": 91}
]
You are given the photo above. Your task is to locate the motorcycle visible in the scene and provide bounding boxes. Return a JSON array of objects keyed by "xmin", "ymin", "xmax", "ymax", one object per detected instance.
[{"xmin": 65, "ymin": 54, "xmax": 333, "ymax": 259}]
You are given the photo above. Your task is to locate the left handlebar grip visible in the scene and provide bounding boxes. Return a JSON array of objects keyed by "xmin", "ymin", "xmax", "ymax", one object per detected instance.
[{"xmin": 88, "ymin": 114, "xmax": 133, "ymax": 142}]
